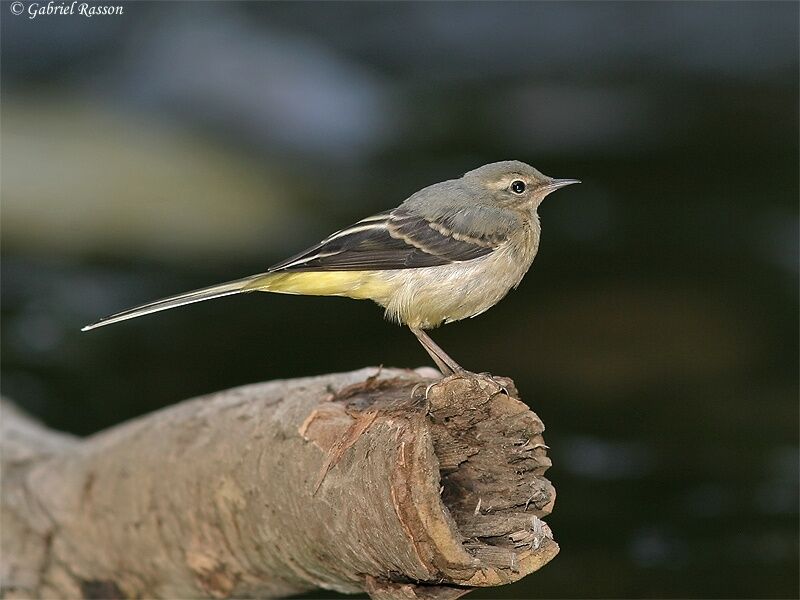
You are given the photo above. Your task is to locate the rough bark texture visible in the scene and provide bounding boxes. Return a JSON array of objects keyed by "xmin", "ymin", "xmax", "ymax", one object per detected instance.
[{"xmin": 1, "ymin": 367, "xmax": 557, "ymax": 599}]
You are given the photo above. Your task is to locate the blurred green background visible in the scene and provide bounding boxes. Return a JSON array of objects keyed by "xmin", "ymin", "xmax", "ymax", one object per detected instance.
[{"xmin": 1, "ymin": 2, "xmax": 797, "ymax": 598}]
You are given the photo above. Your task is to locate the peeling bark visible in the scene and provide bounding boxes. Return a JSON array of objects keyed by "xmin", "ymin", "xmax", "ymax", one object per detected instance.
[{"xmin": 1, "ymin": 367, "xmax": 557, "ymax": 599}]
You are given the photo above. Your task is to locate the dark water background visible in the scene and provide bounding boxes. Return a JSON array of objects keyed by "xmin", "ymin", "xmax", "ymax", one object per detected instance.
[{"xmin": 2, "ymin": 2, "xmax": 798, "ymax": 598}]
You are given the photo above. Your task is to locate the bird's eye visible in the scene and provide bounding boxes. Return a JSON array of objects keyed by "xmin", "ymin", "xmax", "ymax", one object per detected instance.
[{"xmin": 510, "ymin": 180, "xmax": 526, "ymax": 194}]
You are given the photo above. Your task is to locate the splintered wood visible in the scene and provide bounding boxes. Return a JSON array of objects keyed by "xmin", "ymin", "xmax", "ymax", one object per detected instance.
[
  {"xmin": 302, "ymin": 370, "xmax": 558, "ymax": 595},
  {"xmin": 424, "ymin": 376, "xmax": 556, "ymax": 547}
]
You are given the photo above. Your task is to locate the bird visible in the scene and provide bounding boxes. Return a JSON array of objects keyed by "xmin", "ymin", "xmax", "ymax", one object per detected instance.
[{"xmin": 82, "ymin": 161, "xmax": 579, "ymax": 375}]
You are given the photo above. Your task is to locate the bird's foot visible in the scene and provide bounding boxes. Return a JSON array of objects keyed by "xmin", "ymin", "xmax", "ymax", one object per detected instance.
[
  {"xmin": 410, "ymin": 379, "xmax": 447, "ymax": 402},
  {"xmin": 476, "ymin": 372, "xmax": 511, "ymax": 396},
  {"xmin": 412, "ymin": 370, "xmax": 509, "ymax": 398}
]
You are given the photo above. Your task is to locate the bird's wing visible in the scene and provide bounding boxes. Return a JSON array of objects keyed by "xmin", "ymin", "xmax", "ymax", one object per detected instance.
[{"xmin": 269, "ymin": 207, "xmax": 507, "ymax": 272}]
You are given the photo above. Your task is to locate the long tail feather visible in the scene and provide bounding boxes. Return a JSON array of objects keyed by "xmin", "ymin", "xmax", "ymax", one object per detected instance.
[{"xmin": 81, "ymin": 275, "xmax": 262, "ymax": 331}]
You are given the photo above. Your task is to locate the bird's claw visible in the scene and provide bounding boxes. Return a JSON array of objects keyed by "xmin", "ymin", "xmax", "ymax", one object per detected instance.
[
  {"xmin": 477, "ymin": 372, "xmax": 510, "ymax": 396},
  {"xmin": 410, "ymin": 380, "xmax": 443, "ymax": 402}
]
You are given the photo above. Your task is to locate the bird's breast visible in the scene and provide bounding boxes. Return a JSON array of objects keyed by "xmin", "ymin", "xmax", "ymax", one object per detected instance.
[{"xmin": 377, "ymin": 220, "xmax": 540, "ymax": 329}]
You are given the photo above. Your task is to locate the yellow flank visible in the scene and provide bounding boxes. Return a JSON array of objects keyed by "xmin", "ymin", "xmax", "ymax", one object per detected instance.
[{"xmin": 245, "ymin": 271, "xmax": 392, "ymax": 302}]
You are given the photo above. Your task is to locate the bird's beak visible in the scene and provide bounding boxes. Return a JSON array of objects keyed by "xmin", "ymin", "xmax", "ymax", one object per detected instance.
[{"xmin": 541, "ymin": 178, "xmax": 581, "ymax": 193}]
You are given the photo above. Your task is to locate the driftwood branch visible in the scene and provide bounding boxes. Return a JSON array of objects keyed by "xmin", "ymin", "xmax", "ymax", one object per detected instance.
[{"xmin": 1, "ymin": 367, "xmax": 557, "ymax": 599}]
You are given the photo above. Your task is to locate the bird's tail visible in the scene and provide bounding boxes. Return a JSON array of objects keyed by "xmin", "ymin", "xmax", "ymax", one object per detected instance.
[
  {"xmin": 81, "ymin": 274, "xmax": 265, "ymax": 331},
  {"xmin": 81, "ymin": 270, "xmax": 384, "ymax": 331}
]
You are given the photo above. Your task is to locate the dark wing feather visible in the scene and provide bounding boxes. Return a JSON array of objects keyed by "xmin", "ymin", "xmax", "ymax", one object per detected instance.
[{"xmin": 269, "ymin": 208, "xmax": 504, "ymax": 272}]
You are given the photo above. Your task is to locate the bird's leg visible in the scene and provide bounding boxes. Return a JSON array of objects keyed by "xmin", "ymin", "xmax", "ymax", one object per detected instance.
[{"xmin": 409, "ymin": 327, "xmax": 464, "ymax": 376}]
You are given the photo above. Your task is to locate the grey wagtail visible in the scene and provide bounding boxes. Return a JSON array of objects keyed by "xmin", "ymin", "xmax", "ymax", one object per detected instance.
[{"xmin": 82, "ymin": 161, "xmax": 579, "ymax": 374}]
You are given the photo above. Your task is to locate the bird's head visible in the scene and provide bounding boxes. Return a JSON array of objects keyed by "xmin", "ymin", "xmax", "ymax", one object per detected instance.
[{"xmin": 463, "ymin": 160, "xmax": 580, "ymax": 211}]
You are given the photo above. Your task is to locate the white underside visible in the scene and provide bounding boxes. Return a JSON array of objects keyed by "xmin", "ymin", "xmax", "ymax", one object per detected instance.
[{"xmin": 373, "ymin": 219, "xmax": 540, "ymax": 328}]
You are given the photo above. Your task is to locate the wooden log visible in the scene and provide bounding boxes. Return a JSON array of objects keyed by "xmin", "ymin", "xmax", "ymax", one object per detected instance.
[{"xmin": 1, "ymin": 367, "xmax": 557, "ymax": 599}]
